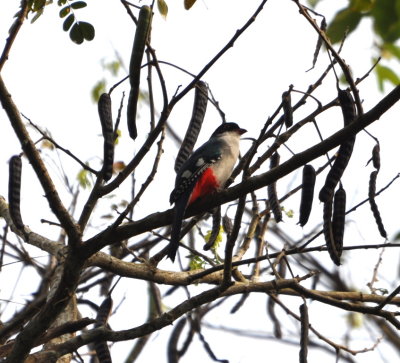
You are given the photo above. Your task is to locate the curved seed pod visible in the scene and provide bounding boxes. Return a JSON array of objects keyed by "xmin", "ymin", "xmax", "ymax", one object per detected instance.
[
  {"xmin": 204, "ymin": 206, "xmax": 221, "ymax": 251},
  {"xmin": 318, "ymin": 137, "xmax": 355, "ymax": 203},
  {"xmin": 222, "ymin": 214, "xmax": 233, "ymax": 237},
  {"xmin": 94, "ymin": 296, "xmax": 113, "ymax": 363},
  {"xmin": 127, "ymin": 5, "xmax": 152, "ymax": 140},
  {"xmin": 310, "ymin": 17, "xmax": 327, "ymax": 69},
  {"xmin": 323, "ymin": 200, "xmax": 341, "ymax": 266},
  {"xmin": 95, "ymin": 296, "xmax": 113, "ymax": 326},
  {"xmin": 98, "ymin": 93, "xmax": 114, "ymax": 181},
  {"xmin": 8, "ymin": 155, "xmax": 24, "ymax": 230},
  {"xmin": 175, "ymin": 81, "xmax": 208, "ymax": 173},
  {"xmin": 332, "ymin": 186, "xmax": 346, "ymax": 258},
  {"xmin": 94, "ymin": 341, "xmax": 112, "ymax": 363},
  {"xmin": 299, "ymin": 303, "xmax": 309, "ymax": 363},
  {"xmin": 319, "ymin": 90, "xmax": 356, "ymax": 203},
  {"xmin": 298, "ymin": 164, "xmax": 316, "ymax": 227},
  {"xmin": 267, "ymin": 296, "xmax": 282, "ymax": 339},
  {"xmin": 368, "ymin": 170, "xmax": 387, "ymax": 239},
  {"xmin": 282, "ymin": 90, "xmax": 293, "ymax": 128},
  {"xmin": 372, "ymin": 143, "xmax": 380, "ymax": 171},
  {"xmin": 338, "ymin": 89, "xmax": 356, "ymax": 126},
  {"xmin": 167, "ymin": 317, "xmax": 187, "ymax": 363},
  {"xmin": 268, "ymin": 152, "xmax": 282, "ymax": 222}
]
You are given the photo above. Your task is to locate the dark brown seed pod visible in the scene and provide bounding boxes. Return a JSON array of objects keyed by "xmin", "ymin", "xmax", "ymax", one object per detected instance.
[
  {"xmin": 332, "ymin": 186, "xmax": 346, "ymax": 257},
  {"xmin": 323, "ymin": 200, "xmax": 341, "ymax": 266},
  {"xmin": 268, "ymin": 152, "xmax": 282, "ymax": 222},
  {"xmin": 95, "ymin": 296, "xmax": 113, "ymax": 326},
  {"xmin": 175, "ymin": 81, "xmax": 208, "ymax": 173},
  {"xmin": 222, "ymin": 214, "xmax": 233, "ymax": 236},
  {"xmin": 94, "ymin": 341, "xmax": 112, "ymax": 363},
  {"xmin": 94, "ymin": 296, "xmax": 113, "ymax": 363},
  {"xmin": 298, "ymin": 164, "xmax": 316, "ymax": 227},
  {"xmin": 338, "ymin": 89, "xmax": 356, "ymax": 127},
  {"xmin": 168, "ymin": 317, "xmax": 187, "ymax": 363},
  {"xmin": 8, "ymin": 155, "xmax": 24, "ymax": 230},
  {"xmin": 282, "ymin": 90, "xmax": 293, "ymax": 128},
  {"xmin": 204, "ymin": 206, "xmax": 221, "ymax": 250},
  {"xmin": 267, "ymin": 296, "xmax": 282, "ymax": 339},
  {"xmin": 98, "ymin": 93, "xmax": 114, "ymax": 181},
  {"xmin": 319, "ymin": 136, "xmax": 355, "ymax": 203},
  {"xmin": 310, "ymin": 17, "xmax": 327, "ymax": 70},
  {"xmin": 319, "ymin": 89, "xmax": 356, "ymax": 203},
  {"xmin": 127, "ymin": 6, "xmax": 152, "ymax": 140},
  {"xmin": 372, "ymin": 143, "xmax": 380, "ymax": 171},
  {"xmin": 299, "ymin": 303, "xmax": 309, "ymax": 363},
  {"xmin": 368, "ymin": 170, "xmax": 387, "ymax": 239}
]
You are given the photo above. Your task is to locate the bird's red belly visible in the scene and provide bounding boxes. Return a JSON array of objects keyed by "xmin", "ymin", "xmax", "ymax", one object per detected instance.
[{"xmin": 189, "ymin": 168, "xmax": 219, "ymax": 204}]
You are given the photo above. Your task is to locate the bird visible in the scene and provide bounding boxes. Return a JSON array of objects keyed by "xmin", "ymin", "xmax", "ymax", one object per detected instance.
[{"xmin": 168, "ymin": 122, "xmax": 247, "ymax": 261}]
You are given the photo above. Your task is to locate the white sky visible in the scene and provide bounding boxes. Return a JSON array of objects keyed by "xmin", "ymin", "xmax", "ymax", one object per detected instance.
[{"xmin": 1, "ymin": 0, "xmax": 400, "ymax": 362}]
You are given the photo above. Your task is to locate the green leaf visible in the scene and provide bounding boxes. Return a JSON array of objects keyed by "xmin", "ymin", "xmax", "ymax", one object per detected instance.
[
  {"xmin": 189, "ymin": 255, "xmax": 206, "ymax": 270},
  {"xmin": 32, "ymin": 0, "xmax": 46, "ymax": 12},
  {"xmin": 91, "ymin": 79, "xmax": 107, "ymax": 102},
  {"xmin": 376, "ymin": 63, "xmax": 400, "ymax": 91},
  {"xmin": 327, "ymin": 7, "xmax": 363, "ymax": 43},
  {"xmin": 63, "ymin": 14, "xmax": 75, "ymax": 31},
  {"xmin": 307, "ymin": 0, "xmax": 321, "ymax": 8},
  {"xmin": 59, "ymin": 5, "xmax": 71, "ymax": 18},
  {"xmin": 71, "ymin": 1, "xmax": 87, "ymax": 10},
  {"xmin": 70, "ymin": 22, "xmax": 84, "ymax": 44},
  {"xmin": 371, "ymin": 0, "xmax": 400, "ymax": 43},
  {"xmin": 79, "ymin": 21, "xmax": 95, "ymax": 41},
  {"xmin": 105, "ymin": 61, "xmax": 121, "ymax": 77},
  {"xmin": 350, "ymin": 0, "xmax": 375, "ymax": 12},
  {"xmin": 157, "ymin": 0, "xmax": 168, "ymax": 18},
  {"xmin": 381, "ymin": 43, "xmax": 400, "ymax": 60},
  {"xmin": 57, "ymin": 0, "xmax": 68, "ymax": 6},
  {"xmin": 69, "ymin": 21, "xmax": 95, "ymax": 44},
  {"xmin": 77, "ymin": 168, "xmax": 91, "ymax": 188},
  {"xmin": 30, "ymin": 9, "xmax": 44, "ymax": 23}
]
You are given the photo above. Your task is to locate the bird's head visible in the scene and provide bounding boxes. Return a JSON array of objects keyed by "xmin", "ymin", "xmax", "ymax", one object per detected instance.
[{"xmin": 211, "ymin": 122, "xmax": 247, "ymax": 138}]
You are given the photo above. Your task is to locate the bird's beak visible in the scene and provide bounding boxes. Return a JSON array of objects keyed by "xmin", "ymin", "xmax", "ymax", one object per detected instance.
[{"xmin": 238, "ymin": 128, "xmax": 247, "ymax": 135}]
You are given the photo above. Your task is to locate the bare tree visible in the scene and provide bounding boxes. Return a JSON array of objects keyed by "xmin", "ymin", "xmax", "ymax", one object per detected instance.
[{"xmin": 1, "ymin": 1, "xmax": 400, "ymax": 362}]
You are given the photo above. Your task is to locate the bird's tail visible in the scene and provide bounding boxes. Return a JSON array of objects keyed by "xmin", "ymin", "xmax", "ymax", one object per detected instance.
[{"xmin": 168, "ymin": 196, "xmax": 189, "ymax": 261}]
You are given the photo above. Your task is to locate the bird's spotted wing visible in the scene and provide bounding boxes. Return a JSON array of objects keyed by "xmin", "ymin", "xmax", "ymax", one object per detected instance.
[{"xmin": 170, "ymin": 151, "xmax": 221, "ymax": 204}]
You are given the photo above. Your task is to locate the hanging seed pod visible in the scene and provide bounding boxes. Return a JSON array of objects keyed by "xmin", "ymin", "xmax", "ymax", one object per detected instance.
[
  {"xmin": 310, "ymin": 17, "xmax": 327, "ymax": 70},
  {"xmin": 282, "ymin": 90, "xmax": 293, "ymax": 128},
  {"xmin": 204, "ymin": 206, "xmax": 221, "ymax": 250},
  {"xmin": 268, "ymin": 152, "xmax": 282, "ymax": 222},
  {"xmin": 338, "ymin": 89, "xmax": 356, "ymax": 126},
  {"xmin": 94, "ymin": 341, "xmax": 112, "ymax": 363},
  {"xmin": 323, "ymin": 200, "xmax": 341, "ymax": 266},
  {"xmin": 299, "ymin": 303, "xmax": 309, "ymax": 363},
  {"xmin": 372, "ymin": 143, "xmax": 380, "ymax": 171},
  {"xmin": 222, "ymin": 214, "xmax": 233, "ymax": 237},
  {"xmin": 319, "ymin": 138, "xmax": 355, "ymax": 203},
  {"xmin": 332, "ymin": 186, "xmax": 346, "ymax": 258},
  {"xmin": 319, "ymin": 89, "xmax": 356, "ymax": 203},
  {"xmin": 368, "ymin": 170, "xmax": 387, "ymax": 239},
  {"xmin": 8, "ymin": 155, "xmax": 24, "ymax": 230},
  {"xmin": 167, "ymin": 318, "xmax": 187, "ymax": 363},
  {"xmin": 94, "ymin": 296, "xmax": 113, "ymax": 363},
  {"xmin": 98, "ymin": 93, "xmax": 114, "ymax": 181},
  {"xmin": 298, "ymin": 164, "xmax": 316, "ymax": 227},
  {"xmin": 127, "ymin": 5, "xmax": 152, "ymax": 140},
  {"xmin": 175, "ymin": 81, "xmax": 208, "ymax": 173},
  {"xmin": 95, "ymin": 296, "xmax": 113, "ymax": 326},
  {"xmin": 267, "ymin": 296, "xmax": 282, "ymax": 339}
]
